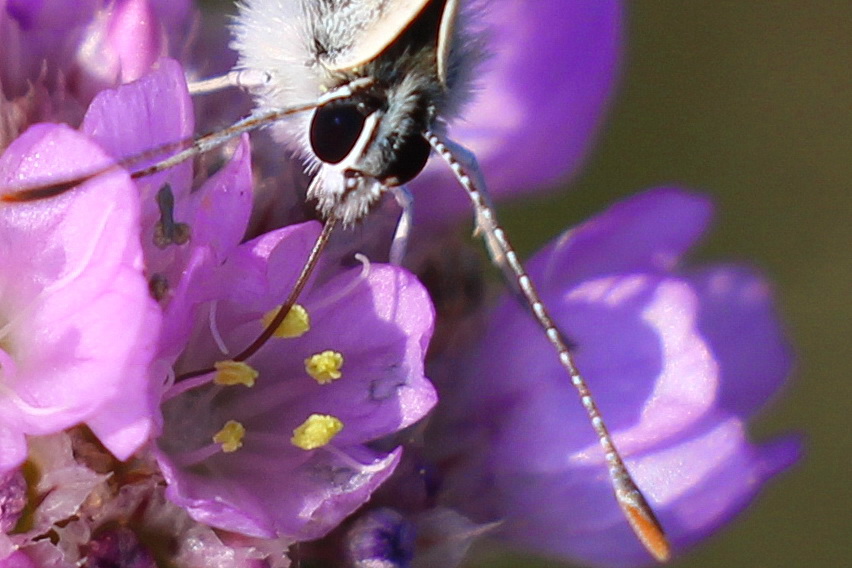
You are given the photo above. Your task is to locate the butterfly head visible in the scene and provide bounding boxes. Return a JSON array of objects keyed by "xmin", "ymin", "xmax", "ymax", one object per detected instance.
[{"xmin": 306, "ymin": 73, "xmax": 440, "ymax": 224}]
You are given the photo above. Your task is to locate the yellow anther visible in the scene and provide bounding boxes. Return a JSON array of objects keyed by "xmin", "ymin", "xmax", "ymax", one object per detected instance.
[
  {"xmin": 262, "ymin": 304, "xmax": 310, "ymax": 338},
  {"xmin": 214, "ymin": 360, "xmax": 258, "ymax": 387},
  {"xmin": 291, "ymin": 414, "xmax": 343, "ymax": 450},
  {"xmin": 213, "ymin": 420, "xmax": 245, "ymax": 453},
  {"xmin": 305, "ymin": 350, "xmax": 344, "ymax": 384}
]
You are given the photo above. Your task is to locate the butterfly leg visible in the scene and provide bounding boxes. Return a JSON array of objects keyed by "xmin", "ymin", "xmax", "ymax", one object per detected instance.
[
  {"xmin": 429, "ymin": 138, "xmax": 513, "ymax": 283},
  {"xmin": 389, "ymin": 185, "xmax": 414, "ymax": 266},
  {"xmin": 187, "ymin": 69, "xmax": 272, "ymax": 95}
]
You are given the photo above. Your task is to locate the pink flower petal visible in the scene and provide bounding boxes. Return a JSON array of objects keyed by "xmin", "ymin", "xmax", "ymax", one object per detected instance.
[{"xmin": 0, "ymin": 123, "xmax": 160, "ymax": 468}]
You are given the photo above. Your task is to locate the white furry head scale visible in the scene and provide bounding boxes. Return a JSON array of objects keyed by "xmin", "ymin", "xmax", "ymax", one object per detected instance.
[{"xmin": 231, "ymin": 0, "xmax": 482, "ymax": 224}]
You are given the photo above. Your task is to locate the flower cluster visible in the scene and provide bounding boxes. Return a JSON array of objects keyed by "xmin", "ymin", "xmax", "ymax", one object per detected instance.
[{"xmin": 0, "ymin": 1, "xmax": 798, "ymax": 568}]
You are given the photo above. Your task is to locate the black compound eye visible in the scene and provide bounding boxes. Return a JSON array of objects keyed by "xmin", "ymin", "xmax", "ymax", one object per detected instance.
[
  {"xmin": 383, "ymin": 134, "xmax": 431, "ymax": 186},
  {"xmin": 310, "ymin": 103, "xmax": 366, "ymax": 164}
]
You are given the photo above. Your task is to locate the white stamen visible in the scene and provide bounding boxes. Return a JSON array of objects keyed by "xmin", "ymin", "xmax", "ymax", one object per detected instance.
[{"xmin": 208, "ymin": 301, "xmax": 230, "ymax": 355}]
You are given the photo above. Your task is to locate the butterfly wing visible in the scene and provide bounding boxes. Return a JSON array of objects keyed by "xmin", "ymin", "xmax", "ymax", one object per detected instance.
[
  {"xmin": 316, "ymin": 0, "xmax": 432, "ymax": 72},
  {"xmin": 321, "ymin": 0, "xmax": 466, "ymax": 89}
]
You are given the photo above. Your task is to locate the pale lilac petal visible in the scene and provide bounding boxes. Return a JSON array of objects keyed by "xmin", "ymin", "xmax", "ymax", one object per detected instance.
[
  {"xmin": 149, "ymin": 133, "xmax": 253, "ymax": 359},
  {"xmin": 686, "ymin": 265, "xmax": 795, "ymax": 417},
  {"xmin": 160, "ymin": 446, "xmax": 402, "ymax": 540},
  {"xmin": 107, "ymin": 0, "xmax": 164, "ymax": 83},
  {"xmin": 79, "ymin": 58, "xmax": 253, "ymax": 279},
  {"xmin": 480, "ymin": 275, "xmax": 718, "ymax": 470},
  {"xmin": 527, "ymin": 187, "xmax": 713, "ymax": 288},
  {"xmin": 0, "ymin": 429, "xmax": 26, "ymax": 478},
  {"xmin": 185, "ymin": 134, "xmax": 253, "ymax": 263},
  {"xmin": 84, "ymin": 299, "xmax": 161, "ymax": 461},
  {"xmin": 5, "ymin": 0, "xmax": 99, "ymax": 31},
  {"xmin": 74, "ymin": 0, "xmax": 165, "ymax": 95},
  {"xmin": 494, "ymin": 418, "xmax": 801, "ymax": 567},
  {"xmin": 80, "ymin": 57, "xmax": 194, "ymax": 208},
  {"xmin": 155, "ymin": 246, "xmax": 215, "ymax": 363}
]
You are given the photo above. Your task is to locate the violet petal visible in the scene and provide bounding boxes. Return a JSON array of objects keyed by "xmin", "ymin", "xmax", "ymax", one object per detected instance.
[{"xmin": 411, "ymin": 0, "xmax": 622, "ymax": 223}]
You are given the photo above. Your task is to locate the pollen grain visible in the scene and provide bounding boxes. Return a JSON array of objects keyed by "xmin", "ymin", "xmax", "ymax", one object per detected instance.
[
  {"xmin": 305, "ymin": 350, "xmax": 344, "ymax": 384},
  {"xmin": 291, "ymin": 414, "xmax": 344, "ymax": 450}
]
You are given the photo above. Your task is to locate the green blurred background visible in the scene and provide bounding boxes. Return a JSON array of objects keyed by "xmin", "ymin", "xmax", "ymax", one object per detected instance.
[
  {"xmin": 474, "ymin": 2, "xmax": 851, "ymax": 567},
  {"xmin": 199, "ymin": 1, "xmax": 851, "ymax": 566}
]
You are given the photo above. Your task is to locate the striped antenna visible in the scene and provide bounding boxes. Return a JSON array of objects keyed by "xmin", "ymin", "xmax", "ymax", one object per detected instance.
[
  {"xmin": 425, "ymin": 130, "xmax": 671, "ymax": 563},
  {"xmin": 0, "ymin": 80, "xmax": 374, "ymax": 203}
]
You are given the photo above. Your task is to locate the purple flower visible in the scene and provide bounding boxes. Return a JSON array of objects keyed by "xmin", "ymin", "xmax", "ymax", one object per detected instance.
[
  {"xmin": 157, "ymin": 221, "xmax": 437, "ymax": 541},
  {"xmin": 410, "ymin": 0, "xmax": 622, "ymax": 223},
  {"xmin": 0, "ymin": 123, "xmax": 161, "ymax": 470},
  {"xmin": 0, "ymin": 0, "xmax": 194, "ymax": 103},
  {"xmin": 428, "ymin": 189, "xmax": 800, "ymax": 566}
]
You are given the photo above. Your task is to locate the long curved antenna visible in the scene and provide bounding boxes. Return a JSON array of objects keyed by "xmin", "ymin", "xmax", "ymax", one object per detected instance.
[
  {"xmin": 1, "ymin": 105, "xmax": 305, "ymax": 202},
  {"xmin": 176, "ymin": 218, "xmax": 337, "ymax": 382},
  {"xmin": 425, "ymin": 130, "xmax": 671, "ymax": 563},
  {"xmin": 1, "ymin": 79, "xmax": 376, "ymax": 202}
]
